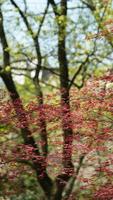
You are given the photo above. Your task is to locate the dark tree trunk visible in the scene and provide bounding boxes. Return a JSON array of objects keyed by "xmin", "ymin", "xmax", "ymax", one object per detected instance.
[
  {"xmin": 58, "ymin": 0, "xmax": 74, "ymax": 176},
  {"xmin": 49, "ymin": 0, "xmax": 75, "ymax": 199},
  {"xmin": 0, "ymin": 7, "xmax": 53, "ymax": 199}
]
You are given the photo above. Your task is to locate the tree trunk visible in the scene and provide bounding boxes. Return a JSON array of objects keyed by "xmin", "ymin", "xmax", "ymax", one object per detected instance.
[
  {"xmin": 58, "ymin": 0, "xmax": 74, "ymax": 178},
  {"xmin": 0, "ymin": 7, "xmax": 53, "ymax": 198}
]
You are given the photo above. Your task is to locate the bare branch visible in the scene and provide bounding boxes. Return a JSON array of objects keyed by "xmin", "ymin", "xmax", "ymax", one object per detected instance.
[
  {"xmin": 49, "ymin": 0, "xmax": 59, "ymax": 16},
  {"xmin": 69, "ymin": 55, "xmax": 89, "ymax": 89},
  {"xmin": 81, "ymin": 0, "xmax": 96, "ymax": 11}
]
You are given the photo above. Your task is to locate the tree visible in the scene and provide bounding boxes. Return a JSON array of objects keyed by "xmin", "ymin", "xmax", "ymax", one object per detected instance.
[
  {"xmin": 0, "ymin": 0, "xmax": 113, "ymax": 199},
  {"xmin": 1, "ymin": 70, "xmax": 113, "ymax": 199}
]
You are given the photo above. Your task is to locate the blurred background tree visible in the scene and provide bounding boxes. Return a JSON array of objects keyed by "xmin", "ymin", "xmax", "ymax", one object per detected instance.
[{"xmin": 0, "ymin": 0, "xmax": 113, "ymax": 199}]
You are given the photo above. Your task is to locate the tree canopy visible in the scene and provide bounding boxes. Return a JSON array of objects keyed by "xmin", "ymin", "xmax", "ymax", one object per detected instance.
[{"xmin": 0, "ymin": 0, "xmax": 113, "ymax": 200}]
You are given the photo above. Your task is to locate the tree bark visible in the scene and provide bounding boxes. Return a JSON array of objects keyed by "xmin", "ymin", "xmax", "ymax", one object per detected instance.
[
  {"xmin": 49, "ymin": 0, "xmax": 74, "ymax": 199},
  {"xmin": 0, "ymin": 7, "xmax": 53, "ymax": 199},
  {"xmin": 10, "ymin": 0, "xmax": 49, "ymax": 160},
  {"xmin": 58, "ymin": 0, "xmax": 74, "ymax": 176}
]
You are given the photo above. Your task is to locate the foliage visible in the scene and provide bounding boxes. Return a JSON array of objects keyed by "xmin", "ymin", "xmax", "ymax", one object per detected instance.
[
  {"xmin": 0, "ymin": 71, "xmax": 113, "ymax": 199},
  {"xmin": 1, "ymin": 0, "xmax": 113, "ymax": 199}
]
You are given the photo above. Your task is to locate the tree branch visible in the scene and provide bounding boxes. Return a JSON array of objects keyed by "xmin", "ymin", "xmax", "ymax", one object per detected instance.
[
  {"xmin": 0, "ymin": 7, "xmax": 53, "ymax": 198},
  {"xmin": 69, "ymin": 55, "xmax": 89, "ymax": 89},
  {"xmin": 49, "ymin": 0, "xmax": 59, "ymax": 16},
  {"xmin": 10, "ymin": 0, "xmax": 49, "ymax": 161}
]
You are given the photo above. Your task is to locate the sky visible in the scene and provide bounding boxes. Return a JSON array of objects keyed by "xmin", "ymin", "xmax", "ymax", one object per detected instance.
[
  {"xmin": 0, "ymin": 0, "xmax": 87, "ymax": 86},
  {"xmin": 0, "ymin": 0, "xmax": 113, "ymax": 88},
  {"xmin": 20, "ymin": 0, "xmax": 47, "ymax": 12},
  {"xmin": 0, "ymin": 0, "xmax": 48, "ymax": 86},
  {"xmin": 0, "ymin": 0, "xmax": 88, "ymax": 86}
]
